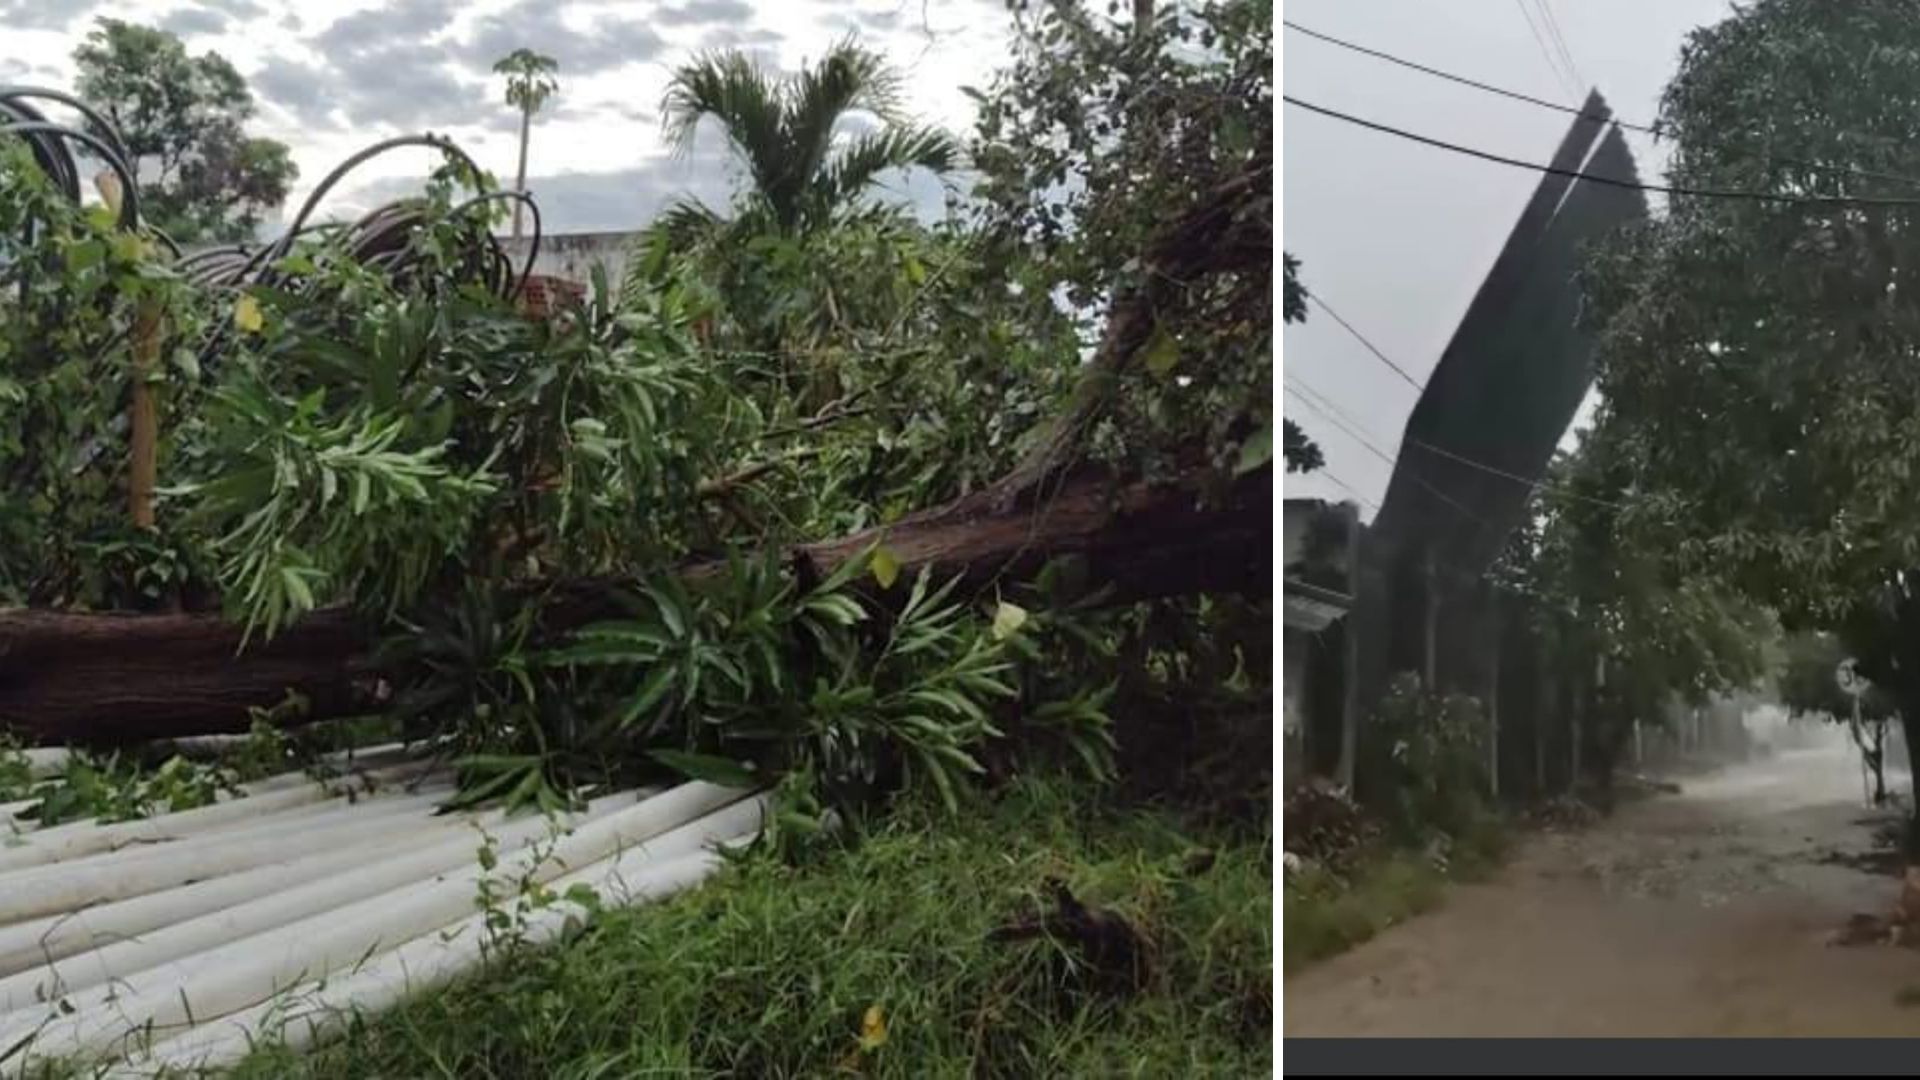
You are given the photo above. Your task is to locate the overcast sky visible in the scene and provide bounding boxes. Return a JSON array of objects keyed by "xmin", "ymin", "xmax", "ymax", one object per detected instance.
[
  {"xmin": 0, "ymin": 0, "xmax": 1010, "ymax": 230},
  {"xmin": 1282, "ymin": 0, "xmax": 1736, "ymax": 517}
]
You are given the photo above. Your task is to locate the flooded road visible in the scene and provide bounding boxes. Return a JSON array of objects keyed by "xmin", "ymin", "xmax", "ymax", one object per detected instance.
[{"xmin": 1285, "ymin": 743, "xmax": 1920, "ymax": 1035}]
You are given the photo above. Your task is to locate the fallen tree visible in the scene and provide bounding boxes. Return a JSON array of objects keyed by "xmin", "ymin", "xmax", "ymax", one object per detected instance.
[
  {"xmin": 0, "ymin": 465, "xmax": 1270, "ymax": 744},
  {"xmin": 0, "ymin": 32, "xmax": 1274, "ymax": 749}
]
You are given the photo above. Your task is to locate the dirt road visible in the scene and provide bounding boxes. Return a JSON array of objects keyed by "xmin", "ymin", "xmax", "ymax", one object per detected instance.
[{"xmin": 1285, "ymin": 743, "xmax": 1920, "ymax": 1036}]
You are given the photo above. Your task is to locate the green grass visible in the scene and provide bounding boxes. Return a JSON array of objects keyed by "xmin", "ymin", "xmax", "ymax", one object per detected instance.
[
  {"xmin": 1283, "ymin": 814, "xmax": 1506, "ymax": 975},
  {"xmin": 215, "ymin": 775, "xmax": 1271, "ymax": 1079}
]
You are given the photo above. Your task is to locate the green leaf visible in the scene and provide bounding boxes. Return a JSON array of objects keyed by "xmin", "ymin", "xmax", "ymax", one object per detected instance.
[
  {"xmin": 65, "ymin": 239, "xmax": 105, "ymax": 273},
  {"xmin": 618, "ymin": 665, "xmax": 679, "ymax": 728},
  {"xmin": 1235, "ymin": 419, "xmax": 1273, "ymax": 475},
  {"xmin": 648, "ymin": 750, "xmax": 757, "ymax": 789},
  {"xmin": 991, "ymin": 600, "xmax": 1029, "ymax": 640},
  {"xmin": 1142, "ymin": 324, "xmax": 1179, "ymax": 376},
  {"xmin": 871, "ymin": 545, "xmax": 901, "ymax": 590}
]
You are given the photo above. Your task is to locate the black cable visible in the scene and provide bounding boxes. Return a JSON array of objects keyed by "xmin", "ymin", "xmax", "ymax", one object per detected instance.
[
  {"xmin": 1303, "ymin": 290, "xmax": 1425, "ymax": 391},
  {"xmin": 1282, "ymin": 20, "xmax": 1920, "ymax": 192},
  {"xmin": 1284, "ymin": 95, "xmax": 1920, "ymax": 208},
  {"xmin": 1284, "ymin": 383, "xmax": 1397, "ymax": 468},
  {"xmin": 1315, "ymin": 466, "xmax": 1381, "ymax": 511},
  {"xmin": 1534, "ymin": 0, "xmax": 1586, "ymax": 93},
  {"xmin": 1513, "ymin": 0, "xmax": 1577, "ymax": 101}
]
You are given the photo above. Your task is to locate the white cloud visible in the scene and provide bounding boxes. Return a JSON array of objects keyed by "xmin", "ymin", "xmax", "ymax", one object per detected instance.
[{"xmin": 4, "ymin": 0, "xmax": 1014, "ymax": 237}]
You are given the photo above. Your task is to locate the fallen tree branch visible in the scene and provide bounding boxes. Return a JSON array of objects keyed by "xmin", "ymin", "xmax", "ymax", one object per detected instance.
[{"xmin": 0, "ymin": 465, "xmax": 1269, "ymax": 745}]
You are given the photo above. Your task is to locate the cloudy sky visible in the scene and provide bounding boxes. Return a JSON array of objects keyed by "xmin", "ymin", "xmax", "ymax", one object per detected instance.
[
  {"xmin": 1283, "ymin": 0, "xmax": 1737, "ymax": 517},
  {"xmin": 0, "ymin": 0, "xmax": 1013, "ymax": 229}
]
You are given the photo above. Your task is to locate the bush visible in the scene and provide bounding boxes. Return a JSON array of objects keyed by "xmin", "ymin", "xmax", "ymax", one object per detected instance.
[{"xmin": 1359, "ymin": 673, "xmax": 1491, "ymax": 844}]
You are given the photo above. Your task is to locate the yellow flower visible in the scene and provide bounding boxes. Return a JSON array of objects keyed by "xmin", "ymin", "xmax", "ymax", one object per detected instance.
[
  {"xmin": 858, "ymin": 1004, "xmax": 888, "ymax": 1052},
  {"xmin": 869, "ymin": 546, "xmax": 900, "ymax": 590},
  {"xmin": 233, "ymin": 294, "xmax": 264, "ymax": 334}
]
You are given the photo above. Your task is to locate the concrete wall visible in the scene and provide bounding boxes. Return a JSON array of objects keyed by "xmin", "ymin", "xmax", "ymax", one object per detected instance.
[{"xmin": 499, "ymin": 231, "xmax": 638, "ymax": 294}]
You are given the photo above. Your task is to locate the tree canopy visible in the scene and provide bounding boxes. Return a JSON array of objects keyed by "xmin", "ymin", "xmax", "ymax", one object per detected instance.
[
  {"xmin": 1587, "ymin": 0, "xmax": 1920, "ymax": 721},
  {"xmin": 655, "ymin": 39, "xmax": 959, "ymax": 242},
  {"xmin": 72, "ymin": 18, "xmax": 295, "ymax": 244}
]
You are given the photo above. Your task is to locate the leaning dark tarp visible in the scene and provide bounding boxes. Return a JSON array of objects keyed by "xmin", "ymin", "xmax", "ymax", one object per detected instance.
[{"xmin": 1341, "ymin": 92, "xmax": 1649, "ymax": 795}]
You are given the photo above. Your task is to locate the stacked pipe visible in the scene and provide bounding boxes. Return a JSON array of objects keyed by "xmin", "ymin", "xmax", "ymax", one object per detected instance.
[{"xmin": 0, "ymin": 759, "xmax": 767, "ymax": 1076}]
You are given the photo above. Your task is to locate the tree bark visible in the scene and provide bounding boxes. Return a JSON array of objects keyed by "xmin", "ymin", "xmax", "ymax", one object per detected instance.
[
  {"xmin": 0, "ymin": 465, "xmax": 1269, "ymax": 745},
  {"xmin": 512, "ymin": 106, "xmax": 530, "ymax": 239}
]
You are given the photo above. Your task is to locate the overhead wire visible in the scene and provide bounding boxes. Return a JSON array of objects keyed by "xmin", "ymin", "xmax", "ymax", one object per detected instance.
[
  {"xmin": 1281, "ymin": 20, "xmax": 1920, "ymax": 192},
  {"xmin": 1533, "ymin": 0, "xmax": 1586, "ymax": 93},
  {"xmin": 1283, "ymin": 95, "xmax": 1920, "ymax": 208},
  {"xmin": 1512, "ymin": 0, "xmax": 1578, "ymax": 101}
]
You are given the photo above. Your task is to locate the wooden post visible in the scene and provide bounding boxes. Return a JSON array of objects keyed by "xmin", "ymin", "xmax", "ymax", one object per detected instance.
[
  {"xmin": 129, "ymin": 301, "xmax": 160, "ymax": 529},
  {"xmin": 100, "ymin": 168, "xmax": 160, "ymax": 533},
  {"xmin": 1335, "ymin": 508, "xmax": 1360, "ymax": 791}
]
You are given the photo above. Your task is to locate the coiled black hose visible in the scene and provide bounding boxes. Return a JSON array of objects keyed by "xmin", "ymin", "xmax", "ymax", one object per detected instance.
[{"xmin": 0, "ymin": 87, "xmax": 541, "ymax": 302}]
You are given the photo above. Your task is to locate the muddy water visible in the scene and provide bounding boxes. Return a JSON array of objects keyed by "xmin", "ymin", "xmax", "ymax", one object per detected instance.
[{"xmin": 1285, "ymin": 742, "xmax": 1920, "ymax": 1036}]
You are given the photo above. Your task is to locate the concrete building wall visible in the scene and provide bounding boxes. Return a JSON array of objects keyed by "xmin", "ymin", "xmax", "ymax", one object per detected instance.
[{"xmin": 499, "ymin": 231, "xmax": 638, "ymax": 294}]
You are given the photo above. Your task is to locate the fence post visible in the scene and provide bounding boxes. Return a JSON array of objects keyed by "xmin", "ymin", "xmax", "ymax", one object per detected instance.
[{"xmin": 129, "ymin": 302, "xmax": 159, "ymax": 529}]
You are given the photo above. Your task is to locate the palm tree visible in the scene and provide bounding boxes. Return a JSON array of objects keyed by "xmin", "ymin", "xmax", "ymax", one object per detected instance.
[
  {"xmin": 655, "ymin": 38, "xmax": 959, "ymax": 245},
  {"xmin": 493, "ymin": 48, "xmax": 560, "ymax": 239}
]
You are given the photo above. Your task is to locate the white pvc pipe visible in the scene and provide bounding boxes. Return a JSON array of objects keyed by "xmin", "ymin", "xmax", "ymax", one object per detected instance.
[
  {"xmin": 18, "ymin": 748, "xmax": 71, "ymax": 778},
  {"xmin": 0, "ymin": 788, "xmax": 655, "ymax": 981},
  {"xmin": 0, "ymin": 806, "xmax": 469, "ymax": 981},
  {"xmin": 0, "ymin": 789, "xmax": 655, "ymax": 1007},
  {"xmin": 0, "ymin": 760, "xmax": 433, "ymax": 875},
  {"xmin": 118, "ymin": 835, "xmax": 752, "ymax": 1077},
  {"xmin": 0, "ymin": 786, "xmax": 469, "ymax": 924},
  {"xmin": 0, "ymin": 783, "xmax": 760, "ymax": 1060},
  {"xmin": 0, "ymin": 742, "xmax": 418, "ymax": 833}
]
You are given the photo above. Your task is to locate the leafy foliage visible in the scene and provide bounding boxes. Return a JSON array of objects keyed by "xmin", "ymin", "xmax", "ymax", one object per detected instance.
[
  {"xmin": 1584, "ymin": 0, "xmax": 1920, "ymax": 729},
  {"xmin": 73, "ymin": 18, "xmax": 295, "ymax": 243},
  {"xmin": 0, "ymin": 12, "xmax": 1276, "ymax": 829},
  {"xmin": 1282, "ymin": 252, "xmax": 1321, "ymax": 474},
  {"xmin": 971, "ymin": 0, "xmax": 1273, "ymax": 484},
  {"xmin": 657, "ymin": 38, "xmax": 959, "ymax": 238},
  {"xmin": 1360, "ymin": 674, "xmax": 1490, "ymax": 844}
]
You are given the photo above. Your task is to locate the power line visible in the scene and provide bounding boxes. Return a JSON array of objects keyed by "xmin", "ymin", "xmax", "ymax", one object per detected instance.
[
  {"xmin": 1285, "ymin": 382, "xmax": 1496, "ymax": 529},
  {"xmin": 1513, "ymin": 0, "xmax": 1578, "ymax": 101},
  {"xmin": 1534, "ymin": 0, "xmax": 1586, "ymax": 93},
  {"xmin": 1281, "ymin": 20, "xmax": 1920, "ymax": 191},
  {"xmin": 1287, "ymin": 376, "xmax": 1394, "ymax": 454},
  {"xmin": 1286, "ymin": 19, "xmax": 1648, "ymax": 132},
  {"xmin": 1403, "ymin": 435, "xmax": 1628, "ymax": 510},
  {"xmin": 1284, "ymin": 384, "xmax": 1397, "ymax": 468},
  {"xmin": 1314, "ymin": 466, "xmax": 1382, "ymax": 511},
  {"xmin": 1284, "ymin": 95, "xmax": 1920, "ymax": 208},
  {"xmin": 1303, "ymin": 290, "xmax": 1426, "ymax": 391}
]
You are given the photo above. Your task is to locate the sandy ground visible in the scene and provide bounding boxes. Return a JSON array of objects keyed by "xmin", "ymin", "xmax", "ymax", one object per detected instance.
[{"xmin": 1285, "ymin": 743, "xmax": 1920, "ymax": 1035}]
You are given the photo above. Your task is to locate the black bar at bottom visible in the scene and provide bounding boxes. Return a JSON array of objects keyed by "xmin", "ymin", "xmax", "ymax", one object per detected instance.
[{"xmin": 1286, "ymin": 1038, "xmax": 1920, "ymax": 1076}]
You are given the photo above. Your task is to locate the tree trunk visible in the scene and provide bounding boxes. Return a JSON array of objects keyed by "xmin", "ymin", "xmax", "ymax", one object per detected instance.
[
  {"xmin": 0, "ymin": 465, "xmax": 1270, "ymax": 745},
  {"xmin": 1898, "ymin": 707, "xmax": 1920, "ymax": 859},
  {"xmin": 512, "ymin": 106, "xmax": 530, "ymax": 239}
]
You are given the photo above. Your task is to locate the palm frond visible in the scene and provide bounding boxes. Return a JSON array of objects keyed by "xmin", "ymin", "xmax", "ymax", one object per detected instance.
[
  {"xmin": 778, "ymin": 37, "xmax": 903, "ymax": 219},
  {"xmin": 641, "ymin": 198, "xmax": 730, "ymax": 259},
  {"xmin": 818, "ymin": 125, "xmax": 962, "ymax": 216},
  {"xmin": 661, "ymin": 51, "xmax": 786, "ymax": 200}
]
